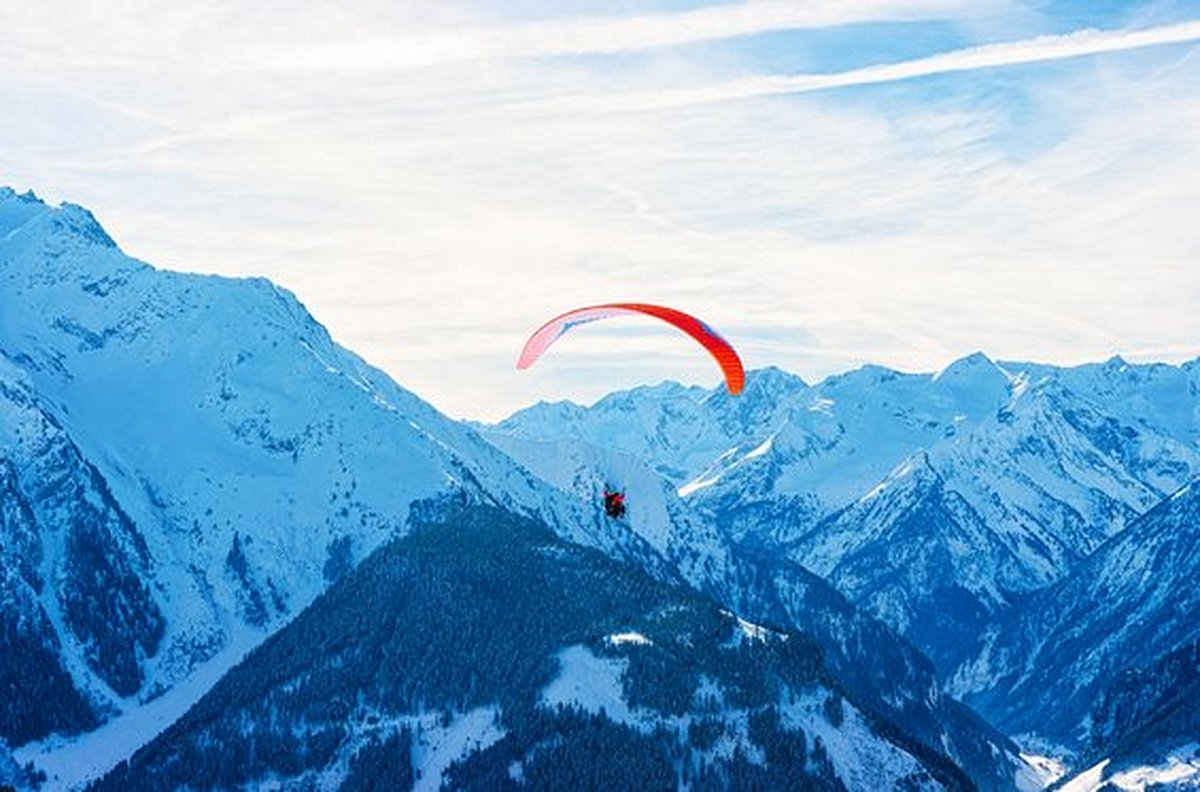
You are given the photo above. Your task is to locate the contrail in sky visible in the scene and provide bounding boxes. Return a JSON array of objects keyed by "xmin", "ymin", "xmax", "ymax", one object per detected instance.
[{"xmin": 552, "ymin": 20, "xmax": 1200, "ymax": 113}]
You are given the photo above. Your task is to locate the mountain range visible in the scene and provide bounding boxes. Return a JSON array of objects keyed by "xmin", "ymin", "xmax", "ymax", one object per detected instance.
[
  {"xmin": 497, "ymin": 351, "xmax": 1200, "ymax": 661},
  {"xmin": 3, "ymin": 186, "xmax": 1199, "ymax": 789}
]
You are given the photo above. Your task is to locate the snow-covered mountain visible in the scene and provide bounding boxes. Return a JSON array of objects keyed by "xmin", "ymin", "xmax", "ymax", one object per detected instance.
[
  {"xmin": 480, "ymin": 430, "xmax": 732, "ymax": 592},
  {"xmin": 96, "ymin": 504, "xmax": 1007, "ymax": 791},
  {"xmin": 494, "ymin": 366, "xmax": 810, "ymax": 486},
  {"xmin": 495, "ymin": 351, "xmax": 1200, "ymax": 674},
  {"xmin": 16, "ymin": 185, "xmax": 1200, "ymax": 789},
  {"xmin": 954, "ymin": 480, "xmax": 1200, "ymax": 750},
  {"xmin": 484, "ymin": 415, "xmax": 1031, "ymax": 791},
  {"xmin": 0, "ymin": 187, "xmax": 674, "ymax": 780},
  {"xmin": 782, "ymin": 451, "xmax": 1030, "ymax": 672},
  {"xmin": 1, "ymin": 188, "xmax": 1031, "ymax": 788}
]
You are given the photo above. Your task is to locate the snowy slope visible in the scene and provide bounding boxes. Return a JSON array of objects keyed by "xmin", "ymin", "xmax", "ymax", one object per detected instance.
[
  {"xmin": 485, "ymin": 417, "xmax": 1032, "ymax": 791},
  {"xmin": 93, "ymin": 505, "xmax": 975, "ymax": 792},
  {"xmin": 954, "ymin": 481, "xmax": 1200, "ymax": 747},
  {"xmin": 480, "ymin": 431, "xmax": 732, "ymax": 593},
  {"xmin": 496, "ymin": 350, "xmax": 1200, "ymax": 678},
  {"xmin": 0, "ymin": 188, "xmax": 667, "ymax": 779},
  {"xmin": 786, "ymin": 452, "xmax": 1031, "ymax": 671},
  {"xmin": 1052, "ymin": 639, "xmax": 1200, "ymax": 789},
  {"xmin": 0, "ymin": 353, "xmax": 161, "ymax": 742},
  {"xmin": 1061, "ymin": 745, "xmax": 1200, "ymax": 792}
]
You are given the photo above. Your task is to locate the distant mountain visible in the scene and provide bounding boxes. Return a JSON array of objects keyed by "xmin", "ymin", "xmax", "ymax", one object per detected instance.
[
  {"xmin": 95, "ymin": 503, "xmax": 983, "ymax": 792},
  {"xmin": 494, "ymin": 366, "xmax": 809, "ymax": 486},
  {"xmin": 954, "ymin": 481, "xmax": 1200, "ymax": 750},
  {"xmin": 782, "ymin": 452, "xmax": 1027, "ymax": 672},
  {"xmin": 494, "ymin": 352, "xmax": 1200, "ymax": 675},
  {"xmin": 1014, "ymin": 356, "xmax": 1200, "ymax": 451}
]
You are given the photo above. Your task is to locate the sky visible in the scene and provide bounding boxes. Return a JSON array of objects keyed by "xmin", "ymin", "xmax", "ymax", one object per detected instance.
[{"xmin": 2, "ymin": 1, "xmax": 1199, "ymax": 420}]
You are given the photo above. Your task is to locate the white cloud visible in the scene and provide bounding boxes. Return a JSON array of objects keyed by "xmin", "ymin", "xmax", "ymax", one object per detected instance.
[
  {"xmin": 222, "ymin": 0, "xmax": 981, "ymax": 72},
  {"xmin": 1, "ymin": 3, "xmax": 1198, "ymax": 419}
]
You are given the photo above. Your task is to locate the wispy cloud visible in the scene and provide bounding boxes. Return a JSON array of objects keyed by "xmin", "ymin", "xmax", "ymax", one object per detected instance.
[
  {"xmin": 2, "ymin": 2, "xmax": 1198, "ymax": 418},
  {"xmin": 226, "ymin": 0, "xmax": 979, "ymax": 72},
  {"xmin": 550, "ymin": 20, "xmax": 1200, "ymax": 112}
]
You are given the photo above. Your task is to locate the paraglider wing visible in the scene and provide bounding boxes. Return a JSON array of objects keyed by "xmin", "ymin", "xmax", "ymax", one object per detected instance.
[{"xmin": 517, "ymin": 303, "xmax": 744, "ymax": 395}]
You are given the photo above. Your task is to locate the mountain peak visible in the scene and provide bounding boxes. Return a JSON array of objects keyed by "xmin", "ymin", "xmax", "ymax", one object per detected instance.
[
  {"xmin": 865, "ymin": 450, "xmax": 943, "ymax": 500},
  {"xmin": 742, "ymin": 365, "xmax": 807, "ymax": 394},
  {"xmin": 52, "ymin": 203, "xmax": 117, "ymax": 249},
  {"xmin": 932, "ymin": 351, "xmax": 1004, "ymax": 382},
  {"xmin": 0, "ymin": 186, "xmax": 51, "ymax": 238},
  {"xmin": 0, "ymin": 188, "xmax": 116, "ymax": 251},
  {"xmin": 0, "ymin": 186, "xmax": 44, "ymax": 206}
]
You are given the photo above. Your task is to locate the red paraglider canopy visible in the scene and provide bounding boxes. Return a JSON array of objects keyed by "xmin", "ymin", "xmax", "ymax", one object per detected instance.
[{"xmin": 516, "ymin": 302, "xmax": 744, "ymax": 395}]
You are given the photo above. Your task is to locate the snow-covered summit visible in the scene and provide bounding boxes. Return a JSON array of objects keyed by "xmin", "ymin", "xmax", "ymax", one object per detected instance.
[
  {"xmin": 933, "ymin": 350, "xmax": 1001, "ymax": 378},
  {"xmin": 0, "ymin": 188, "xmax": 666, "ymax": 775},
  {"xmin": 495, "ymin": 348, "xmax": 1200, "ymax": 689},
  {"xmin": 0, "ymin": 188, "xmax": 116, "ymax": 251},
  {"xmin": 0, "ymin": 188, "xmax": 51, "ymax": 237},
  {"xmin": 493, "ymin": 365, "xmax": 809, "ymax": 486},
  {"xmin": 740, "ymin": 364, "xmax": 808, "ymax": 396}
]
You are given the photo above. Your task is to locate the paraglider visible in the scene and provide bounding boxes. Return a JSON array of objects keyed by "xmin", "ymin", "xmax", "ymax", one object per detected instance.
[
  {"xmin": 516, "ymin": 303, "xmax": 744, "ymax": 395},
  {"xmin": 603, "ymin": 487, "xmax": 626, "ymax": 520}
]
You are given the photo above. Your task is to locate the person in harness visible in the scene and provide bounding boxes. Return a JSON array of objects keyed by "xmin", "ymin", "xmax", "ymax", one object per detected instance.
[{"xmin": 603, "ymin": 487, "xmax": 626, "ymax": 519}]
